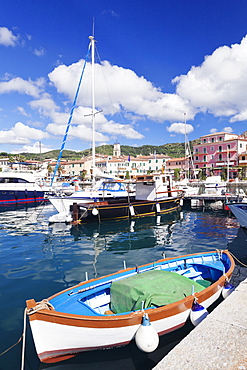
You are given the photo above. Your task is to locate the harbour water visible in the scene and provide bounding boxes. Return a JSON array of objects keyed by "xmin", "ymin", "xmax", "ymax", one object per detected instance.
[{"xmin": 0, "ymin": 202, "xmax": 247, "ymax": 370}]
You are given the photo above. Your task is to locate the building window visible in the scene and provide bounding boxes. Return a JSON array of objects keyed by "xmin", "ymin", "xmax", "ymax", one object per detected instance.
[
  {"xmin": 242, "ymin": 156, "xmax": 245, "ymax": 160},
  {"xmin": 227, "ymin": 144, "xmax": 230, "ymax": 150},
  {"xmin": 211, "ymin": 138, "xmax": 215, "ymax": 143},
  {"xmin": 195, "ymin": 148, "xmax": 198, "ymax": 153},
  {"xmin": 195, "ymin": 165, "xmax": 198, "ymax": 168},
  {"xmin": 203, "ymin": 139, "xmax": 207, "ymax": 143},
  {"xmin": 219, "ymin": 146, "xmax": 222, "ymax": 152},
  {"xmin": 203, "ymin": 148, "xmax": 207, "ymax": 153},
  {"xmin": 240, "ymin": 143, "xmax": 242, "ymax": 148},
  {"xmin": 219, "ymin": 137, "xmax": 222, "ymax": 141},
  {"xmin": 211, "ymin": 147, "xmax": 214, "ymax": 151},
  {"xmin": 219, "ymin": 154, "xmax": 222, "ymax": 161},
  {"xmin": 195, "ymin": 156, "xmax": 198, "ymax": 161},
  {"xmin": 203, "ymin": 155, "xmax": 207, "ymax": 162}
]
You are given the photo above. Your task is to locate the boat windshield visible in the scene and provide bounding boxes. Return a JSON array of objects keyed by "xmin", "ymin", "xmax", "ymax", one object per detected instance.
[
  {"xmin": 100, "ymin": 182, "xmax": 126, "ymax": 191},
  {"xmin": 0, "ymin": 177, "xmax": 29, "ymax": 183}
]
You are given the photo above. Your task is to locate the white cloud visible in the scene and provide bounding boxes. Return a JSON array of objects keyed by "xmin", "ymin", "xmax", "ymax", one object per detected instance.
[
  {"xmin": 46, "ymin": 122, "xmax": 108, "ymax": 143},
  {"xmin": 48, "ymin": 60, "xmax": 196, "ymax": 124},
  {"xmin": 210, "ymin": 128, "xmax": 218, "ymax": 134},
  {"xmin": 29, "ymin": 93, "xmax": 60, "ymax": 116},
  {"xmin": 166, "ymin": 122, "xmax": 194, "ymax": 135},
  {"xmin": 0, "ymin": 77, "xmax": 44, "ymax": 98},
  {"xmin": 99, "ymin": 120, "xmax": 144, "ymax": 139},
  {"xmin": 223, "ymin": 126, "xmax": 233, "ymax": 133},
  {"xmin": 17, "ymin": 106, "xmax": 30, "ymax": 117},
  {"xmin": 173, "ymin": 35, "xmax": 247, "ymax": 122},
  {"xmin": 0, "ymin": 27, "xmax": 18, "ymax": 47},
  {"xmin": 0, "ymin": 130, "xmax": 30, "ymax": 145},
  {"xmin": 33, "ymin": 47, "xmax": 46, "ymax": 57},
  {"xmin": 11, "ymin": 141, "xmax": 52, "ymax": 154},
  {"xmin": 0, "ymin": 122, "xmax": 49, "ymax": 146},
  {"xmin": 12, "ymin": 122, "xmax": 50, "ymax": 140}
]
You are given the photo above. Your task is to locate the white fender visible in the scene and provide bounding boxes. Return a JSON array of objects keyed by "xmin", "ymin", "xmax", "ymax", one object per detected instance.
[
  {"xmin": 92, "ymin": 208, "xmax": 99, "ymax": 216},
  {"xmin": 129, "ymin": 205, "xmax": 135, "ymax": 217},
  {"xmin": 156, "ymin": 203, "xmax": 161, "ymax": 213},
  {"xmin": 190, "ymin": 301, "xmax": 208, "ymax": 326},
  {"xmin": 222, "ymin": 281, "xmax": 235, "ymax": 299},
  {"xmin": 135, "ymin": 314, "xmax": 159, "ymax": 353}
]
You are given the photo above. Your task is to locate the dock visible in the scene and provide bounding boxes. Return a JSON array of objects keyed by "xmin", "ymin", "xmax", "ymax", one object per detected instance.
[
  {"xmin": 183, "ymin": 194, "xmax": 245, "ymax": 209},
  {"xmin": 153, "ymin": 270, "xmax": 247, "ymax": 370}
]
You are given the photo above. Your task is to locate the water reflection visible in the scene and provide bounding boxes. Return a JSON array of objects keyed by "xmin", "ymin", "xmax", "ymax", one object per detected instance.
[
  {"xmin": 70, "ymin": 211, "xmax": 181, "ymax": 253},
  {"xmin": 1, "ymin": 204, "xmax": 245, "ymax": 370},
  {"xmin": 227, "ymin": 226, "xmax": 247, "ymax": 264}
]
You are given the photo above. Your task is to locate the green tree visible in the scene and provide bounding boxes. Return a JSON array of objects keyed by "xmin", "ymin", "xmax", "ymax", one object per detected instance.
[{"xmin": 174, "ymin": 168, "xmax": 180, "ymax": 181}]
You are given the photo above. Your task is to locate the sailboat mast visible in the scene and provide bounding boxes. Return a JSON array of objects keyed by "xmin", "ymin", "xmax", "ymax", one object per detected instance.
[
  {"xmin": 89, "ymin": 35, "xmax": 96, "ymax": 182},
  {"xmin": 184, "ymin": 112, "xmax": 188, "ymax": 178}
]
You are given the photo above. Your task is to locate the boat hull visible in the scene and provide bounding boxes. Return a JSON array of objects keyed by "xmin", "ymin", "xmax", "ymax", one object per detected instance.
[
  {"xmin": 226, "ymin": 202, "xmax": 247, "ymax": 228},
  {"xmin": 0, "ymin": 189, "xmax": 45, "ymax": 205},
  {"xmin": 72, "ymin": 197, "xmax": 181, "ymax": 222},
  {"xmin": 26, "ymin": 250, "xmax": 234, "ymax": 363}
]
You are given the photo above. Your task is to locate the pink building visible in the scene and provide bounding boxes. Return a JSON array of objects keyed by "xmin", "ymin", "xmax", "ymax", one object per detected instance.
[{"xmin": 193, "ymin": 132, "xmax": 247, "ymax": 178}]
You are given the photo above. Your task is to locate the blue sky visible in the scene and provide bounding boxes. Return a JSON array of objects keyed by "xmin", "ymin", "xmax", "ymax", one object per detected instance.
[{"xmin": 1, "ymin": 0, "xmax": 247, "ymax": 154}]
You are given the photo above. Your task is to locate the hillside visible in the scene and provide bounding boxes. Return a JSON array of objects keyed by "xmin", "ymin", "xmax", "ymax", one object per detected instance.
[{"xmin": 1, "ymin": 140, "xmax": 200, "ymax": 162}]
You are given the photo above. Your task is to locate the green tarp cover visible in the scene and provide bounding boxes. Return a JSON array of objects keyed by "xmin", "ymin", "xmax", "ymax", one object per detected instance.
[{"xmin": 110, "ymin": 270, "xmax": 205, "ymax": 314}]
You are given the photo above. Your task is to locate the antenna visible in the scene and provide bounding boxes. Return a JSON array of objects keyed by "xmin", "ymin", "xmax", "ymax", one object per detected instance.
[{"xmin": 92, "ymin": 17, "xmax": 95, "ymax": 37}]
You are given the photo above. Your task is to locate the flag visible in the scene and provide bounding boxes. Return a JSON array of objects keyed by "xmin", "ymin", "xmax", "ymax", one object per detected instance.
[{"xmin": 128, "ymin": 155, "xmax": 130, "ymax": 162}]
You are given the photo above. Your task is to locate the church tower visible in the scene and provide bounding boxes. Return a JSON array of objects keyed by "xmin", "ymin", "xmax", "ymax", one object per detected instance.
[{"xmin": 113, "ymin": 141, "xmax": 121, "ymax": 157}]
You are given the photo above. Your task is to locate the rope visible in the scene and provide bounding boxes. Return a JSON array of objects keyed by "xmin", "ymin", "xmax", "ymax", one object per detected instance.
[
  {"xmin": 26, "ymin": 299, "xmax": 54, "ymax": 315},
  {"xmin": 0, "ymin": 308, "xmax": 27, "ymax": 370},
  {"xmin": 51, "ymin": 44, "xmax": 91, "ymax": 186},
  {"xmin": 27, "ymin": 199, "xmax": 47, "ymax": 222},
  {"xmin": 227, "ymin": 250, "xmax": 247, "ymax": 268},
  {"xmin": 1, "ymin": 300, "xmax": 54, "ymax": 368},
  {"xmin": 21, "ymin": 308, "xmax": 27, "ymax": 370}
]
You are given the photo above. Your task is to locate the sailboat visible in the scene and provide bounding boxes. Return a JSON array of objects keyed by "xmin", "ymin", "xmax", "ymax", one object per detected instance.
[
  {"xmin": 49, "ymin": 36, "xmax": 182, "ymax": 223},
  {"xmin": 174, "ymin": 113, "xmax": 200, "ymax": 197},
  {"xmin": 48, "ymin": 36, "xmax": 135, "ymax": 223}
]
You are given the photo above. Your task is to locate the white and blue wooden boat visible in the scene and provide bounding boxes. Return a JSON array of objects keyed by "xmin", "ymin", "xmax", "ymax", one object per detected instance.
[{"xmin": 26, "ymin": 249, "xmax": 234, "ymax": 363}]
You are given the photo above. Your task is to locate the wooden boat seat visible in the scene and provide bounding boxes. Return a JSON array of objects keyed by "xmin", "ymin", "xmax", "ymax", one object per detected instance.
[{"xmin": 175, "ymin": 268, "xmax": 203, "ymax": 280}]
